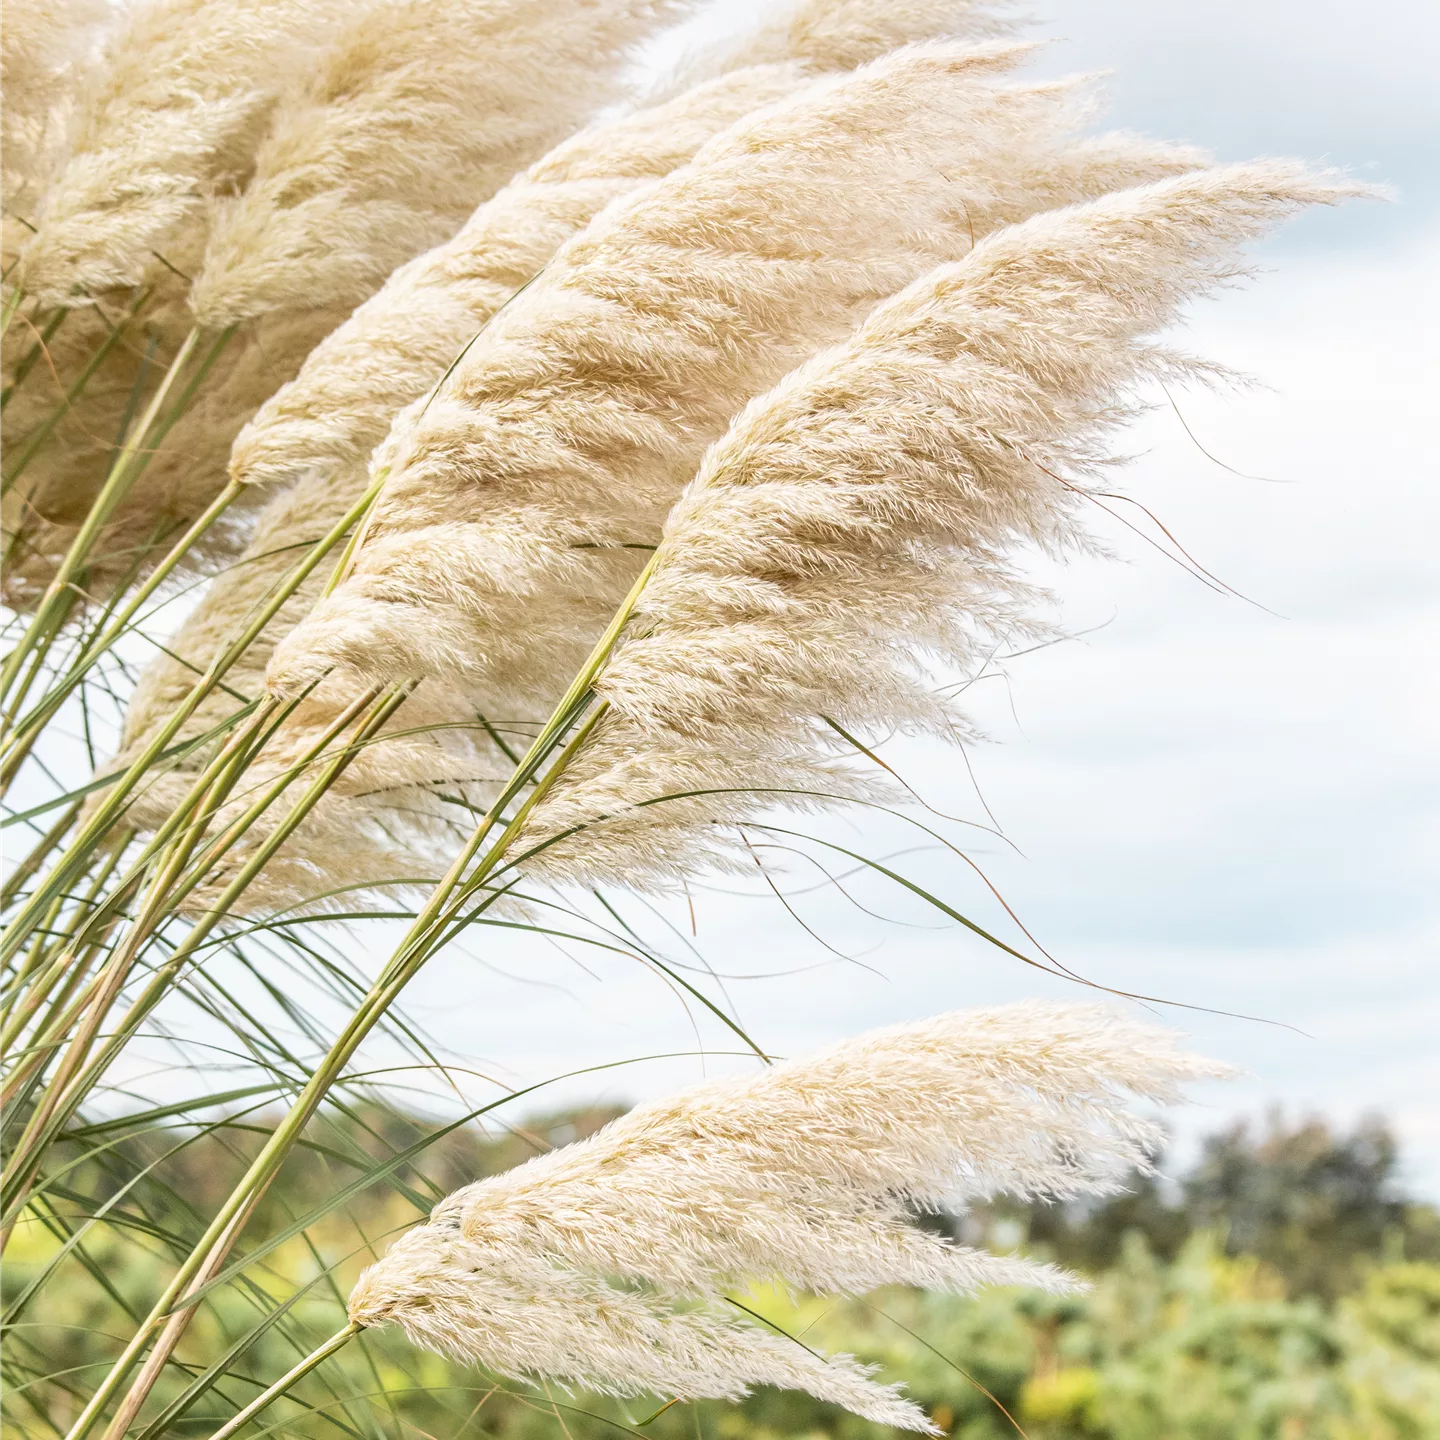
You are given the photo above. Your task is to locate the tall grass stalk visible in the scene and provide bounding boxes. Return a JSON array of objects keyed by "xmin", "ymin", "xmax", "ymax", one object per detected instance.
[
  {"xmin": 0, "ymin": 476, "xmax": 246, "ymax": 778},
  {"xmin": 0, "ymin": 828, "xmax": 126, "ymax": 1048},
  {"xmin": 0, "ymin": 800, "xmax": 81, "ymax": 910},
  {"xmin": 0, "ymin": 684, "xmax": 404, "ymax": 1209},
  {"xmin": 0, "ymin": 473, "xmax": 397, "ymax": 1299},
  {"xmin": 201, "ymin": 1321, "xmax": 364, "ymax": 1440},
  {"xmin": 0, "ymin": 607, "xmax": 397, "ymax": 1215},
  {"xmin": 62, "ymin": 551, "xmax": 657, "ymax": 1440},
  {"xmin": 0, "ymin": 306, "xmax": 67, "ymax": 406},
  {"xmin": 0, "ymin": 290, "xmax": 147, "ymax": 492},
  {"xmin": 0, "ymin": 326, "xmax": 204, "ymax": 703},
  {"xmin": 0, "ymin": 470, "xmax": 387, "ymax": 962},
  {"xmin": 0, "ymin": 284, "xmax": 28, "ymax": 339}
]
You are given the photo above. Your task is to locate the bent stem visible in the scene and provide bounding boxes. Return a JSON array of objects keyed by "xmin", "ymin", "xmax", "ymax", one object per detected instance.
[
  {"xmin": 203, "ymin": 1323, "xmax": 363, "ymax": 1440},
  {"xmin": 0, "ymin": 468, "xmax": 389, "ymax": 964},
  {"xmin": 0, "ymin": 831, "xmax": 128, "ymax": 1050},
  {"xmin": 0, "ymin": 326, "xmax": 204, "ymax": 708},
  {"xmin": 0, "ymin": 283, "xmax": 27, "ymax": 340},
  {"xmin": 72, "ymin": 553, "xmax": 659, "ymax": 1440},
  {"xmin": 0, "ymin": 307, "xmax": 66, "ymax": 409},
  {"xmin": 0, "ymin": 477, "xmax": 247, "ymax": 773},
  {"xmin": 0, "ymin": 685, "xmax": 408, "ymax": 1244},
  {"xmin": 1, "ymin": 289, "xmax": 150, "ymax": 494},
  {"xmin": 0, "ymin": 798, "xmax": 82, "ymax": 913}
]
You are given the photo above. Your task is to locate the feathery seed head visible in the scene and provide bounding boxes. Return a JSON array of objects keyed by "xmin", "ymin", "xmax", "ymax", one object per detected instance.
[
  {"xmin": 108, "ymin": 11, "xmax": 1040, "ymax": 890},
  {"xmin": 190, "ymin": 0, "xmax": 696, "ymax": 328},
  {"xmin": 350, "ymin": 1002, "xmax": 1228, "ymax": 1426},
  {"xmin": 264, "ymin": 38, "xmax": 1143, "ymax": 702},
  {"xmin": 680, "ymin": 0, "xmax": 1019, "ymax": 82},
  {"xmin": 511, "ymin": 162, "xmax": 1361, "ymax": 889},
  {"xmin": 225, "ymin": 0, "xmax": 1026, "ymax": 492},
  {"xmin": 0, "ymin": 0, "xmax": 111, "ymax": 262},
  {"xmin": 7, "ymin": 0, "xmax": 689, "ymax": 603},
  {"xmin": 109, "ymin": 60, "xmax": 821, "ymax": 855},
  {"xmin": 225, "ymin": 47, "xmax": 1213, "ymax": 908},
  {"xmin": 16, "ymin": 0, "xmax": 354, "ymax": 303},
  {"xmin": 226, "ymin": 58, "xmax": 820, "ymax": 491}
]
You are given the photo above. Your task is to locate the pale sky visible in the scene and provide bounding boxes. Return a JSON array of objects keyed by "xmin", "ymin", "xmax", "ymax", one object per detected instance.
[{"xmin": 386, "ymin": 0, "xmax": 1440, "ymax": 1192}]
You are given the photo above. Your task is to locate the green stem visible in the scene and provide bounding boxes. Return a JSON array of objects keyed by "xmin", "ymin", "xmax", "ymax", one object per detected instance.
[
  {"xmin": 0, "ymin": 834, "xmax": 127, "ymax": 1049},
  {"xmin": 1, "ymin": 294, "xmax": 144, "ymax": 493},
  {"xmin": 0, "ymin": 469, "xmax": 386, "ymax": 963},
  {"xmin": 0, "ymin": 326, "xmax": 201, "ymax": 707},
  {"xmin": 0, "ymin": 478, "xmax": 245, "ymax": 766},
  {"xmin": 0, "ymin": 685, "xmax": 408, "ymax": 1253},
  {"xmin": 202, "ymin": 1324, "xmax": 362, "ymax": 1440},
  {"xmin": 0, "ymin": 696, "xmax": 300, "ymax": 1139},
  {"xmin": 0, "ymin": 307, "xmax": 66, "ymax": 409},
  {"xmin": 0, "ymin": 798, "xmax": 81, "ymax": 914},
  {"xmin": 0, "ymin": 586, "xmax": 78, "ymax": 743},
  {"xmin": 75, "ymin": 555, "xmax": 660, "ymax": 1440},
  {"xmin": 55, "ymin": 692, "xmax": 409, "ymax": 1440},
  {"xmin": 0, "ymin": 284, "xmax": 27, "ymax": 340}
]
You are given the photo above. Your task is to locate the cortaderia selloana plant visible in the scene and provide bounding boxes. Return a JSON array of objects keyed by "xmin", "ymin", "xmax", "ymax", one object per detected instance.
[{"xmin": 0, "ymin": 0, "xmax": 1371, "ymax": 1435}]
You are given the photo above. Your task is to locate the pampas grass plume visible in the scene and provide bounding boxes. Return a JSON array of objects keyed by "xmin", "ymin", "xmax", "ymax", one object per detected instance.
[
  {"xmin": 712, "ymin": 0, "xmax": 1017, "ymax": 75},
  {"xmin": 101, "ymin": 60, "xmax": 809, "ymax": 856},
  {"xmin": 266, "ymin": 40, "xmax": 1201, "ymax": 705},
  {"xmin": 226, "ymin": 63, "xmax": 815, "ymax": 492},
  {"xmin": 7, "ymin": 0, "xmax": 688, "ymax": 601},
  {"xmin": 17, "ymin": 0, "xmax": 352, "ymax": 302},
  {"xmin": 0, "ymin": 0, "xmax": 110, "ymax": 262},
  {"xmin": 108, "ymin": 5, "xmax": 1032, "ymax": 897},
  {"xmin": 233, "ymin": 46, "xmax": 1212, "ymax": 910},
  {"xmin": 350, "ymin": 1002, "xmax": 1229, "ymax": 1428},
  {"xmin": 515, "ymin": 162, "xmax": 1362, "ymax": 889},
  {"xmin": 103, "ymin": 63, "xmax": 827, "ymax": 831},
  {"xmin": 131, "ymin": 40, "xmax": 1048, "ymax": 831},
  {"xmin": 4, "ymin": 0, "xmax": 353, "ymax": 600},
  {"xmin": 227, "ymin": 0, "xmax": 1008, "ymax": 491},
  {"xmin": 190, "ymin": 0, "xmax": 695, "ymax": 328}
]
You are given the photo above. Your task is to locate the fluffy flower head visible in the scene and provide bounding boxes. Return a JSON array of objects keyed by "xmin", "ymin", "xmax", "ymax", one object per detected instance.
[{"xmin": 351, "ymin": 1002, "xmax": 1228, "ymax": 1428}]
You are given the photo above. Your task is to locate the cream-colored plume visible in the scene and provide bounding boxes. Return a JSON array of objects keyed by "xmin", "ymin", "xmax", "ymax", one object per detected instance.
[
  {"xmin": 209, "ymin": 50, "xmax": 1213, "ymax": 910},
  {"xmin": 108, "ymin": 18, "xmax": 1063, "ymax": 907},
  {"xmin": 350, "ymin": 1001, "xmax": 1227, "ymax": 1428},
  {"xmin": 4, "ymin": 0, "xmax": 685, "ymax": 604},
  {"xmin": 510, "ymin": 163, "xmax": 1360, "ymax": 890},
  {"xmin": 266, "ymin": 44, "xmax": 1202, "ymax": 706},
  {"xmin": 161, "ymin": 2, "xmax": 1028, "ymax": 697},
  {"xmin": 230, "ymin": 0, "xmax": 1012, "ymax": 492},
  {"xmin": 0, "ymin": 0, "xmax": 110, "ymax": 265},
  {"xmin": 3, "ymin": 0, "xmax": 354, "ymax": 602},
  {"xmin": 190, "ymin": 0, "xmax": 695, "ymax": 328},
  {"xmin": 227, "ymin": 65, "xmax": 818, "ymax": 493},
  {"xmin": 113, "ymin": 7, "xmax": 985, "ymax": 841},
  {"xmin": 15, "ymin": 0, "xmax": 354, "ymax": 302},
  {"xmin": 99, "ymin": 68, "xmax": 816, "ymax": 851}
]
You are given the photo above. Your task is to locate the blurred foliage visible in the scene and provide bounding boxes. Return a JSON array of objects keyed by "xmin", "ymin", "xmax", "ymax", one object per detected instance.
[
  {"xmin": 1014, "ymin": 1111, "xmax": 1440, "ymax": 1302},
  {"xmin": 3, "ymin": 1105, "xmax": 1438, "ymax": 1438}
]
